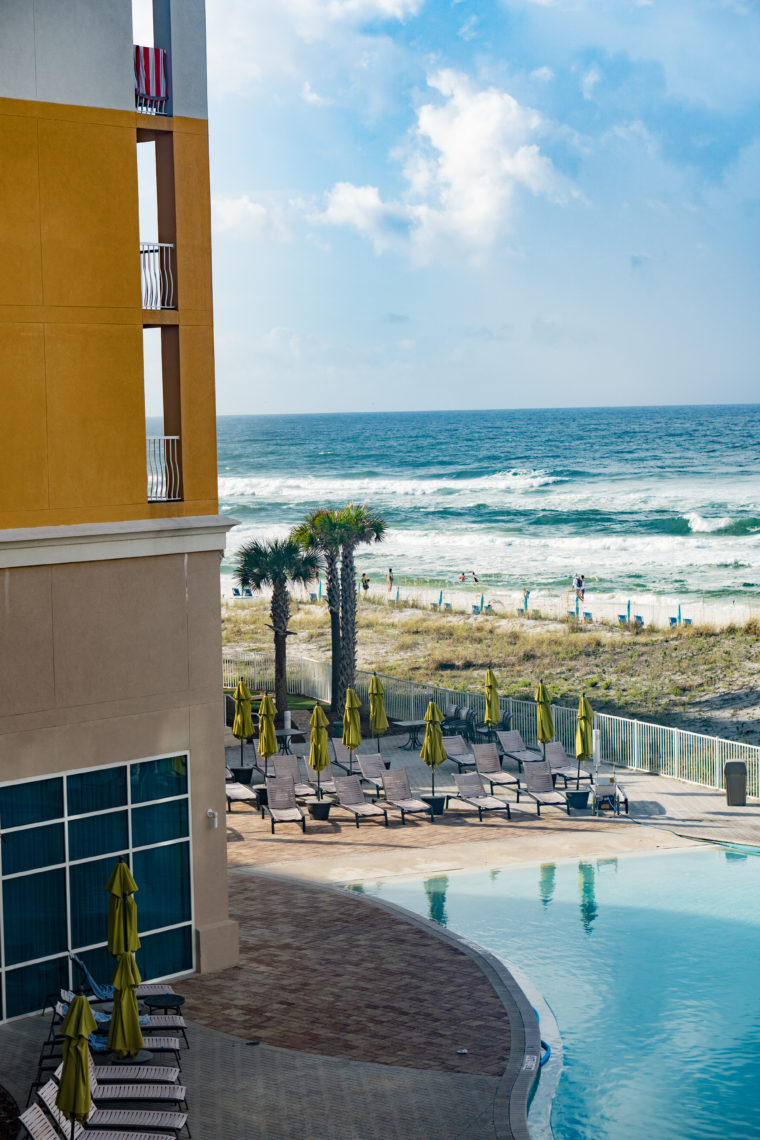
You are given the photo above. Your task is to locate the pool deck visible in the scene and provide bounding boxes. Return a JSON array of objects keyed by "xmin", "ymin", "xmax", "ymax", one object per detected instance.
[{"xmin": 7, "ymin": 730, "xmax": 758, "ymax": 1138}]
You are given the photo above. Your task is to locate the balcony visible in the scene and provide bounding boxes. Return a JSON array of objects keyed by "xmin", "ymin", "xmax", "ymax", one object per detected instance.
[
  {"xmin": 134, "ymin": 45, "xmax": 169, "ymax": 115},
  {"xmin": 140, "ymin": 242, "xmax": 176, "ymax": 310},
  {"xmin": 147, "ymin": 435, "xmax": 182, "ymax": 502}
]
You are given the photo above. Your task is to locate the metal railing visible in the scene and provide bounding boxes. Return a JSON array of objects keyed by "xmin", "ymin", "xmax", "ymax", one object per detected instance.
[
  {"xmin": 146, "ymin": 435, "xmax": 181, "ymax": 501},
  {"xmin": 222, "ymin": 648, "xmax": 760, "ymax": 797},
  {"xmin": 135, "ymin": 92, "xmax": 169, "ymax": 115},
  {"xmin": 140, "ymin": 242, "xmax": 176, "ymax": 309}
]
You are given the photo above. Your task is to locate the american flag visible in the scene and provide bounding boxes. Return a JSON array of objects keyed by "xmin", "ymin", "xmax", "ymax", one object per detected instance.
[{"xmin": 134, "ymin": 46, "xmax": 168, "ymax": 101}]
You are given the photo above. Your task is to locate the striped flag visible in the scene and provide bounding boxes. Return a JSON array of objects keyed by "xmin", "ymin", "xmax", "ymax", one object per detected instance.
[{"xmin": 134, "ymin": 46, "xmax": 168, "ymax": 101}]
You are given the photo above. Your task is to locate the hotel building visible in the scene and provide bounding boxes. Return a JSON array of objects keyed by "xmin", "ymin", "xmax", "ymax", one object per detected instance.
[{"xmin": 0, "ymin": 0, "xmax": 238, "ymax": 1019}]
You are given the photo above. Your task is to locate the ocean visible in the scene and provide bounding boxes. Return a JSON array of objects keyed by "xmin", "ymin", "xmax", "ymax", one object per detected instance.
[{"xmin": 213, "ymin": 405, "xmax": 760, "ymax": 602}]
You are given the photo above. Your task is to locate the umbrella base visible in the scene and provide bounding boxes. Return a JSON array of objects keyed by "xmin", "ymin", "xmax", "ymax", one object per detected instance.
[
  {"xmin": 108, "ymin": 1049, "xmax": 154, "ymax": 1065},
  {"xmin": 566, "ymin": 789, "xmax": 590, "ymax": 811}
]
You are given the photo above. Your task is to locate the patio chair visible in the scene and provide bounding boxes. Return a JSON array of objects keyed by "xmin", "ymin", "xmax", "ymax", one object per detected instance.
[
  {"xmin": 52, "ymin": 1001, "xmax": 189, "ymax": 1049},
  {"xmin": 55, "ymin": 1058, "xmax": 180, "ymax": 1086},
  {"xmin": 332, "ymin": 738, "xmax": 362, "ymax": 774},
  {"xmin": 381, "ymin": 769, "xmax": 434, "ymax": 824},
  {"xmin": 84, "ymin": 1058, "xmax": 188, "ymax": 1109},
  {"xmin": 333, "ymin": 775, "xmax": 389, "ymax": 827},
  {"xmin": 265, "ymin": 777, "xmax": 306, "ymax": 833},
  {"xmin": 473, "ymin": 743, "xmax": 519, "ymax": 794},
  {"xmin": 448, "ymin": 773, "xmax": 511, "ymax": 822},
  {"xmin": 545, "ymin": 741, "xmax": 593, "ymax": 787},
  {"xmin": 496, "ymin": 729, "xmax": 540, "ymax": 772},
  {"xmin": 443, "ymin": 734, "xmax": 476, "ymax": 773},
  {"xmin": 71, "ymin": 953, "xmax": 175, "ymax": 1001},
  {"xmin": 358, "ymin": 753, "xmax": 387, "ymax": 799},
  {"xmin": 20, "ymin": 1102, "xmax": 179, "ymax": 1140},
  {"xmin": 38, "ymin": 1079, "xmax": 188, "ymax": 1139},
  {"xmin": 306, "ymin": 762, "xmax": 337, "ymax": 798},
  {"xmin": 271, "ymin": 754, "xmax": 313, "ymax": 797},
  {"xmin": 225, "ymin": 781, "xmax": 257, "ymax": 811},
  {"xmin": 519, "ymin": 759, "xmax": 569, "ymax": 816}
]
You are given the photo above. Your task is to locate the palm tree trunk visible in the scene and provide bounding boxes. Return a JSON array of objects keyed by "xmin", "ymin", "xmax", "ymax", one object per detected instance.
[
  {"xmin": 325, "ymin": 550, "xmax": 342, "ymax": 713},
  {"xmin": 271, "ymin": 583, "xmax": 290, "ymax": 727},
  {"xmin": 339, "ymin": 544, "xmax": 357, "ymax": 707}
]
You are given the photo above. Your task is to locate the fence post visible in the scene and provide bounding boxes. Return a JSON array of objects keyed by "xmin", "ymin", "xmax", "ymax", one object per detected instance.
[
  {"xmin": 674, "ymin": 728, "xmax": 680, "ymax": 781},
  {"xmin": 714, "ymin": 737, "xmax": 720, "ymax": 789},
  {"xmin": 634, "ymin": 720, "xmax": 640, "ymax": 770}
]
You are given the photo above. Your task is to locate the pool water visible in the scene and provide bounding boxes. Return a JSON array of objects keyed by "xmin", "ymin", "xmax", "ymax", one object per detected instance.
[{"xmin": 362, "ymin": 848, "xmax": 760, "ymax": 1139}]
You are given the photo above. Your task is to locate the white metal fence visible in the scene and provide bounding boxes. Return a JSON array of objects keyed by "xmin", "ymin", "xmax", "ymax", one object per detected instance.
[
  {"xmin": 140, "ymin": 242, "xmax": 176, "ymax": 309},
  {"xmin": 223, "ymin": 649, "xmax": 760, "ymax": 797},
  {"xmin": 146, "ymin": 435, "xmax": 181, "ymax": 502}
]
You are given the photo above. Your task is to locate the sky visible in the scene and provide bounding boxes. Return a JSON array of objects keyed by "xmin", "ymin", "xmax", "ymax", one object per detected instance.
[{"xmin": 135, "ymin": 0, "xmax": 760, "ymax": 415}]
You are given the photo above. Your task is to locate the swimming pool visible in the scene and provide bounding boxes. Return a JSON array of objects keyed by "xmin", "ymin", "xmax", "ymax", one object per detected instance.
[{"xmin": 362, "ymin": 848, "xmax": 760, "ymax": 1139}]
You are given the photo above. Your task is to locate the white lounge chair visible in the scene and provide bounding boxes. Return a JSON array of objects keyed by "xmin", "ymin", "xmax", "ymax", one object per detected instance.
[
  {"xmin": 38, "ymin": 1079, "xmax": 187, "ymax": 1138},
  {"xmin": 472, "ymin": 743, "xmax": 519, "ymax": 793},
  {"xmin": 448, "ymin": 772, "xmax": 511, "ymax": 821},
  {"xmin": 496, "ymin": 729, "xmax": 541, "ymax": 772},
  {"xmin": 20, "ymin": 1102, "xmax": 176, "ymax": 1140},
  {"xmin": 265, "ymin": 777, "xmax": 306, "ymax": 833},
  {"xmin": 442, "ymin": 734, "xmax": 476, "ymax": 773},
  {"xmin": 545, "ymin": 741, "xmax": 593, "ymax": 787},
  {"xmin": 271, "ymin": 755, "xmax": 313, "ymax": 797},
  {"xmin": 225, "ymin": 781, "xmax": 257, "ymax": 811},
  {"xmin": 381, "ymin": 769, "xmax": 434, "ymax": 824},
  {"xmin": 519, "ymin": 759, "xmax": 569, "ymax": 816},
  {"xmin": 333, "ymin": 775, "xmax": 389, "ymax": 827}
]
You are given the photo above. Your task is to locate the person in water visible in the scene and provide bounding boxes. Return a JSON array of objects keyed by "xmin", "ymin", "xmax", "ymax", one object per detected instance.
[{"xmin": 459, "ymin": 572, "xmax": 466, "ymax": 583}]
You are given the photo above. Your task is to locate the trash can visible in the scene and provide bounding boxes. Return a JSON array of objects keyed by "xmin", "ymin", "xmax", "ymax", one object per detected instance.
[
  {"xmin": 332, "ymin": 721, "xmax": 343, "ymax": 739},
  {"xmin": 725, "ymin": 760, "xmax": 747, "ymax": 807}
]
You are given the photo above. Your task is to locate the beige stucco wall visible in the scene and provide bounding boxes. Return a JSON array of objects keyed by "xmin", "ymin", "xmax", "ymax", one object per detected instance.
[{"xmin": 0, "ymin": 548, "xmax": 238, "ymax": 974}]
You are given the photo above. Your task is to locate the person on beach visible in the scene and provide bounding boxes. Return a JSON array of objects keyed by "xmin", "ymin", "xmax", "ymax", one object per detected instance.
[
  {"xmin": 361, "ymin": 573, "xmax": 370, "ymax": 598},
  {"xmin": 387, "ymin": 568, "xmax": 394, "ymax": 591},
  {"xmin": 459, "ymin": 572, "xmax": 466, "ymax": 583},
  {"xmin": 573, "ymin": 573, "xmax": 581, "ymax": 598},
  {"xmin": 472, "ymin": 571, "xmax": 479, "ymax": 584},
  {"xmin": 579, "ymin": 575, "xmax": 586, "ymax": 602}
]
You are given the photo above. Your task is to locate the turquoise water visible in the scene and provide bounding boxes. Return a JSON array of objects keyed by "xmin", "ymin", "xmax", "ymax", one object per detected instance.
[
  {"xmin": 363, "ymin": 848, "xmax": 760, "ymax": 1139},
  {"xmin": 211, "ymin": 404, "xmax": 760, "ymax": 599}
]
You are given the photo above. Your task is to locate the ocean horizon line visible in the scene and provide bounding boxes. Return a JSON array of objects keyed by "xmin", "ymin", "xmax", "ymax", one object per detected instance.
[{"xmin": 212, "ymin": 401, "xmax": 760, "ymax": 420}]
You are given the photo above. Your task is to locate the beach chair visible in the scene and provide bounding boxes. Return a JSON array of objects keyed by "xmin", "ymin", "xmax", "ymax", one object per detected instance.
[
  {"xmin": 448, "ymin": 773, "xmax": 511, "ymax": 822},
  {"xmin": 232, "ymin": 587, "xmax": 242, "ymax": 597},
  {"xmin": 473, "ymin": 743, "xmax": 519, "ymax": 793},
  {"xmin": 472, "ymin": 605, "xmax": 480, "ymax": 615},
  {"xmin": 381, "ymin": 770, "xmax": 434, "ymax": 824},
  {"xmin": 635, "ymin": 615, "xmax": 644, "ymax": 627},
  {"xmin": 496, "ymin": 729, "xmax": 540, "ymax": 772},
  {"xmin": 306, "ymin": 762, "xmax": 337, "ymax": 798},
  {"xmin": 443, "ymin": 602, "xmax": 452, "ymax": 612},
  {"xmin": 618, "ymin": 614, "xmax": 626, "ymax": 625},
  {"xmin": 310, "ymin": 592, "xmax": 318, "ymax": 602},
  {"xmin": 332, "ymin": 738, "xmax": 361, "ymax": 774},
  {"xmin": 271, "ymin": 754, "xmax": 313, "ymax": 797},
  {"xmin": 684, "ymin": 618, "xmax": 692, "ymax": 626},
  {"xmin": 243, "ymin": 587, "xmax": 253, "ymax": 597},
  {"xmin": 518, "ymin": 759, "xmax": 569, "ymax": 816},
  {"xmin": 443, "ymin": 734, "xmax": 476, "ymax": 772},
  {"xmin": 583, "ymin": 612, "xmax": 592, "ymax": 623},
  {"xmin": 265, "ymin": 777, "xmax": 306, "ymax": 833},
  {"xmin": 55, "ymin": 1058, "xmax": 180, "ymax": 1087},
  {"xmin": 225, "ymin": 781, "xmax": 257, "ymax": 811},
  {"xmin": 21, "ymin": 1102, "xmax": 179, "ymax": 1140},
  {"xmin": 669, "ymin": 616, "xmax": 678, "ymax": 627},
  {"xmin": 38, "ymin": 1079, "xmax": 187, "ymax": 1139},
  {"xmin": 545, "ymin": 741, "xmax": 593, "ymax": 787},
  {"xmin": 70, "ymin": 953, "xmax": 175, "ymax": 1002},
  {"xmin": 333, "ymin": 775, "xmax": 389, "ymax": 827},
  {"xmin": 357, "ymin": 753, "xmax": 387, "ymax": 799}
]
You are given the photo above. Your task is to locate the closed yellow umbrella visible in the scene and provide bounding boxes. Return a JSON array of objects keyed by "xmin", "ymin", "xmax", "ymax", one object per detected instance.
[
  {"xmin": 258, "ymin": 693, "xmax": 278, "ymax": 772},
  {"xmin": 107, "ymin": 951, "xmax": 144, "ymax": 1059},
  {"xmin": 369, "ymin": 674, "xmax": 389, "ymax": 749},
  {"xmin": 56, "ymin": 992, "xmax": 97, "ymax": 1140},
  {"xmin": 342, "ymin": 688, "xmax": 362, "ymax": 751},
  {"xmin": 106, "ymin": 859, "xmax": 140, "ymax": 957},
  {"xmin": 232, "ymin": 677, "xmax": 254, "ymax": 767},
  {"xmin": 575, "ymin": 694, "xmax": 594, "ymax": 789},
  {"xmin": 308, "ymin": 703, "xmax": 330, "ymax": 799},
  {"xmin": 485, "ymin": 667, "xmax": 500, "ymax": 729},
  {"xmin": 420, "ymin": 700, "xmax": 446, "ymax": 797},
  {"xmin": 535, "ymin": 680, "xmax": 554, "ymax": 758}
]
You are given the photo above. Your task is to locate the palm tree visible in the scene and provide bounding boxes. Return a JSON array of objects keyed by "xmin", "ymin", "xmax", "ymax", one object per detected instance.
[
  {"xmin": 234, "ymin": 537, "xmax": 321, "ymax": 724},
  {"xmin": 336, "ymin": 504, "xmax": 386, "ymax": 707},
  {"xmin": 292, "ymin": 510, "xmax": 343, "ymax": 713}
]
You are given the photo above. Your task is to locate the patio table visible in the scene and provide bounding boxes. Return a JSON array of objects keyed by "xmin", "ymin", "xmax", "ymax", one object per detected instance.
[{"xmin": 395, "ymin": 720, "xmax": 426, "ymax": 751}]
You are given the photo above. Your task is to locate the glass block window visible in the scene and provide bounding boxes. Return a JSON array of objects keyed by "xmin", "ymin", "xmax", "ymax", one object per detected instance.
[{"xmin": 0, "ymin": 752, "xmax": 192, "ymax": 1020}]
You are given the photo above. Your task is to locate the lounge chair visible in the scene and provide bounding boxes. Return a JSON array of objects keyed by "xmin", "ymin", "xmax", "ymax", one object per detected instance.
[
  {"xmin": 225, "ymin": 781, "xmax": 257, "ymax": 811},
  {"xmin": 271, "ymin": 755, "xmax": 313, "ymax": 797},
  {"xmin": 357, "ymin": 753, "xmax": 387, "ymax": 798},
  {"xmin": 38, "ymin": 1079, "xmax": 187, "ymax": 1139},
  {"xmin": 84, "ymin": 1059, "xmax": 188, "ymax": 1109},
  {"xmin": 71, "ymin": 953, "xmax": 175, "ymax": 1001},
  {"xmin": 544, "ymin": 741, "xmax": 593, "ymax": 787},
  {"xmin": 306, "ymin": 762, "xmax": 337, "ymax": 798},
  {"xmin": 381, "ymin": 770, "xmax": 434, "ymax": 824},
  {"xmin": 583, "ymin": 611, "xmax": 592, "ymax": 623},
  {"xmin": 232, "ymin": 587, "xmax": 241, "ymax": 597},
  {"xmin": 332, "ymin": 738, "xmax": 361, "ymax": 774},
  {"xmin": 20, "ymin": 1102, "xmax": 176, "ymax": 1140},
  {"xmin": 55, "ymin": 1058, "xmax": 180, "ymax": 1086},
  {"xmin": 443, "ymin": 734, "xmax": 476, "ymax": 773},
  {"xmin": 473, "ymin": 743, "xmax": 519, "ymax": 793},
  {"xmin": 243, "ymin": 587, "xmax": 253, "ymax": 597},
  {"xmin": 635, "ymin": 615, "xmax": 644, "ymax": 627},
  {"xmin": 52, "ymin": 1001, "xmax": 188, "ymax": 1049},
  {"xmin": 519, "ymin": 759, "xmax": 569, "ymax": 816},
  {"xmin": 333, "ymin": 775, "xmax": 389, "ymax": 827},
  {"xmin": 496, "ymin": 729, "xmax": 540, "ymax": 772},
  {"xmin": 448, "ymin": 773, "xmax": 511, "ymax": 821},
  {"xmin": 265, "ymin": 777, "xmax": 306, "ymax": 833}
]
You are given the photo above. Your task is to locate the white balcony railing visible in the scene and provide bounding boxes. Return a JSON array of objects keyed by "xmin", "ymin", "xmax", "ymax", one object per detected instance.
[
  {"xmin": 136, "ymin": 92, "xmax": 169, "ymax": 115},
  {"xmin": 140, "ymin": 242, "xmax": 176, "ymax": 310},
  {"xmin": 147, "ymin": 435, "xmax": 182, "ymax": 502}
]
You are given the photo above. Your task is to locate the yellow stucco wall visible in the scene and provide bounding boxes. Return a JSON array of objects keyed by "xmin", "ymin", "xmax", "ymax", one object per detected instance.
[{"xmin": 0, "ymin": 98, "xmax": 218, "ymax": 530}]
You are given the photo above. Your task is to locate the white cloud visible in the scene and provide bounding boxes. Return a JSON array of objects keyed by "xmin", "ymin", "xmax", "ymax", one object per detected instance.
[
  {"xmin": 316, "ymin": 69, "xmax": 577, "ymax": 259},
  {"xmin": 581, "ymin": 64, "xmax": 601, "ymax": 100},
  {"xmin": 530, "ymin": 66, "xmax": 555, "ymax": 83},
  {"xmin": 212, "ymin": 195, "xmax": 290, "ymax": 241},
  {"xmin": 458, "ymin": 15, "xmax": 480, "ymax": 41},
  {"xmin": 302, "ymin": 81, "xmax": 332, "ymax": 104}
]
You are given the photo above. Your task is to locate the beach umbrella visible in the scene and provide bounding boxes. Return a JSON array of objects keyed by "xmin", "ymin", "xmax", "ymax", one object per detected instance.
[
  {"xmin": 308, "ymin": 703, "xmax": 330, "ymax": 799},
  {"xmin": 627, "ymin": 599, "xmax": 631, "ymax": 623},
  {"xmin": 420, "ymin": 701, "xmax": 446, "ymax": 796},
  {"xmin": 438, "ymin": 589, "xmax": 443, "ymax": 608},
  {"xmin": 106, "ymin": 858, "xmax": 140, "ymax": 957},
  {"xmin": 107, "ymin": 950, "xmax": 144, "ymax": 1059},
  {"xmin": 484, "ymin": 668, "xmax": 500, "ymax": 729},
  {"xmin": 677, "ymin": 603, "xmax": 682, "ymax": 626},
  {"xmin": 575, "ymin": 695, "xmax": 594, "ymax": 790},
  {"xmin": 369, "ymin": 673, "xmax": 389, "ymax": 751},
  {"xmin": 318, "ymin": 578, "xmax": 322, "ymax": 600},
  {"xmin": 56, "ymin": 992, "xmax": 97, "ymax": 1140},
  {"xmin": 258, "ymin": 693, "xmax": 278, "ymax": 775},
  {"xmin": 535, "ymin": 681, "xmax": 554, "ymax": 758},
  {"xmin": 342, "ymin": 688, "xmax": 362, "ymax": 770},
  {"xmin": 480, "ymin": 593, "xmax": 485, "ymax": 613},
  {"xmin": 232, "ymin": 677, "xmax": 254, "ymax": 767}
]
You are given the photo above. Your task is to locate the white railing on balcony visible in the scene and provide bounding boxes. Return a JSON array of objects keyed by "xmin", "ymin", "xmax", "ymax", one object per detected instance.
[
  {"xmin": 136, "ymin": 92, "xmax": 169, "ymax": 115},
  {"xmin": 140, "ymin": 242, "xmax": 175, "ymax": 310},
  {"xmin": 146, "ymin": 435, "xmax": 181, "ymax": 502}
]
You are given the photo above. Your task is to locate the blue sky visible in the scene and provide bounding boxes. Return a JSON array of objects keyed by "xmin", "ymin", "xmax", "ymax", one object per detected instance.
[{"xmin": 137, "ymin": 0, "xmax": 760, "ymax": 414}]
